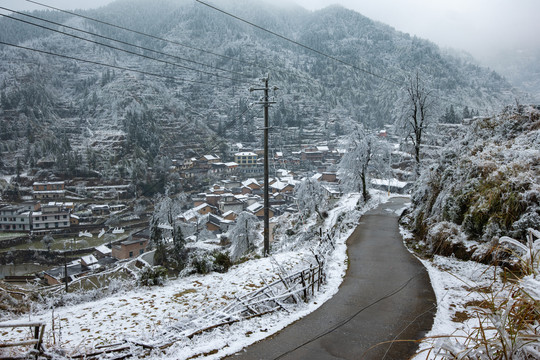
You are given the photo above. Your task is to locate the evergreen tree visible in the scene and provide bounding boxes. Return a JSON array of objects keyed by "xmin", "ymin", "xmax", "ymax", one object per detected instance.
[
  {"xmin": 462, "ymin": 106, "xmax": 470, "ymax": 119},
  {"xmin": 172, "ymin": 224, "xmax": 187, "ymax": 268},
  {"xmin": 151, "ymin": 217, "xmax": 167, "ymax": 266}
]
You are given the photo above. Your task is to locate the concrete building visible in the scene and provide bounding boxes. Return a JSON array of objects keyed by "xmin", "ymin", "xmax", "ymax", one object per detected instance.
[
  {"xmin": 0, "ymin": 205, "xmax": 32, "ymax": 231},
  {"xmin": 32, "ymin": 181, "xmax": 65, "ymax": 200},
  {"xmin": 234, "ymin": 152, "xmax": 258, "ymax": 167},
  {"xmin": 31, "ymin": 203, "xmax": 70, "ymax": 232},
  {"xmin": 112, "ymin": 237, "xmax": 149, "ymax": 260}
]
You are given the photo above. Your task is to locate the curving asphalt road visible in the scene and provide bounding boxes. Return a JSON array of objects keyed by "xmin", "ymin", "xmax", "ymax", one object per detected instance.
[{"xmin": 228, "ymin": 197, "xmax": 436, "ymax": 360}]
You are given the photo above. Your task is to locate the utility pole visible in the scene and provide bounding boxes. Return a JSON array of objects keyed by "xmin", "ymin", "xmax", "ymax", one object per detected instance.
[{"xmin": 250, "ymin": 74, "xmax": 276, "ymax": 256}]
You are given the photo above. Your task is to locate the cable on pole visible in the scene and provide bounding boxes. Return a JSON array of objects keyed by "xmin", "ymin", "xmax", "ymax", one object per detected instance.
[
  {"xmin": 0, "ymin": 40, "xmax": 226, "ymax": 87},
  {"xmin": 0, "ymin": 6, "xmax": 254, "ymax": 81},
  {"xmin": 0, "ymin": 12, "xmax": 249, "ymax": 85}
]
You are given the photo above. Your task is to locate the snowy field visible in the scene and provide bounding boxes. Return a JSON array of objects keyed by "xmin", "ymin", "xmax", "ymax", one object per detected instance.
[{"xmin": 2, "ymin": 192, "xmax": 389, "ymax": 359}]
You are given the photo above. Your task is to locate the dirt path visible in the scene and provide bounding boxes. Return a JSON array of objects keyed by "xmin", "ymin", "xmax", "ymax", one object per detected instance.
[{"xmin": 228, "ymin": 197, "xmax": 436, "ymax": 360}]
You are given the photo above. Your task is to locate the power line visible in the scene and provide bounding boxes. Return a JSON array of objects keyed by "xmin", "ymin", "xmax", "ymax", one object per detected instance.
[
  {"xmin": 0, "ymin": 40, "xmax": 226, "ymax": 88},
  {"xmin": 273, "ymin": 272, "xmax": 424, "ymax": 359},
  {"xmin": 23, "ymin": 0, "xmax": 324, "ymax": 89},
  {"xmin": 0, "ymin": 12, "xmax": 249, "ymax": 85},
  {"xmin": 24, "ymin": 0, "xmax": 274, "ymax": 71},
  {"xmin": 0, "ymin": 6, "xmax": 254, "ymax": 81},
  {"xmin": 196, "ymin": 0, "xmax": 404, "ymax": 87},
  {"xmin": 195, "ymin": 0, "xmax": 496, "ymax": 113}
]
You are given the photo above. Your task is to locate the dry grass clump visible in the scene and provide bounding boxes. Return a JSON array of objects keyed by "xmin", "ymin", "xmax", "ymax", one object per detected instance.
[{"xmin": 422, "ymin": 229, "xmax": 540, "ymax": 359}]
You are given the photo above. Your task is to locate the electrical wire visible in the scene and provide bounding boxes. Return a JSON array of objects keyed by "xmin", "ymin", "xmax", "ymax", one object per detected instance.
[
  {"xmin": 23, "ymin": 0, "xmax": 280, "ymax": 74},
  {"xmin": 0, "ymin": 12, "xmax": 250, "ymax": 85},
  {"xmin": 195, "ymin": 0, "xmax": 496, "ymax": 113},
  {"xmin": 0, "ymin": 40, "xmax": 226, "ymax": 88},
  {"xmin": 23, "ymin": 0, "xmax": 326, "ymax": 88},
  {"xmin": 0, "ymin": 6, "xmax": 254, "ymax": 81},
  {"xmin": 196, "ymin": 0, "xmax": 403, "ymax": 87}
]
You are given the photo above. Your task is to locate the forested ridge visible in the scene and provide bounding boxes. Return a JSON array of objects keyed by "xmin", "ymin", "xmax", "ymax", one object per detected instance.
[{"xmin": 0, "ymin": 0, "xmax": 523, "ymax": 187}]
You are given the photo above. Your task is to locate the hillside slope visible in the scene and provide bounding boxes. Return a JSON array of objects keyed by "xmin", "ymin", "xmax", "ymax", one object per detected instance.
[
  {"xmin": 404, "ymin": 105, "xmax": 540, "ymax": 260},
  {"xmin": 0, "ymin": 0, "xmax": 523, "ymax": 186}
]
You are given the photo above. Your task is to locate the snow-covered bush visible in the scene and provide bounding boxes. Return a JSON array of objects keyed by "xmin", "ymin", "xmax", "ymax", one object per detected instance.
[
  {"xmin": 430, "ymin": 229, "xmax": 540, "ymax": 359},
  {"xmin": 426, "ymin": 221, "xmax": 461, "ymax": 254},
  {"xmin": 294, "ymin": 177, "xmax": 329, "ymax": 220},
  {"xmin": 227, "ymin": 212, "xmax": 261, "ymax": 261},
  {"xmin": 138, "ymin": 266, "xmax": 168, "ymax": 286},
  {"xmin": 405, "ymin": 106, "xmax": 540, "ymax": 260}
]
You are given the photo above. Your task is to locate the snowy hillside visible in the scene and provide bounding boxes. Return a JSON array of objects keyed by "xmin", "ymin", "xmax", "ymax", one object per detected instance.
[
  {"xmin": 404, "ymin": 105, "xmax": 540, "ymax": 259},
  {"xmin": 1, "ymin": 191, "xmax": 380, "ymax": 359},
  {"xmin": 0, "ymin": 0, "xmax": 524, "ymax": 184}
]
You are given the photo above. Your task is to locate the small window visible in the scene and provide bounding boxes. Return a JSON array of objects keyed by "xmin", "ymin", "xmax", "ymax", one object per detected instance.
[
  {"xmin": 139, "ymin": 249, "xmax": 144, "ymax": 255},
  {"xmin": 129, "ymin": 251, "xmax": 133, "ymax": 258}
]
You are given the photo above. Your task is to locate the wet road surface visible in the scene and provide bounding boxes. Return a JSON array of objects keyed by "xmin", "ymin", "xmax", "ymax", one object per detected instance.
[{"xmin": 228, "ymin": 197, "xmax": 436, "ymax": 360}]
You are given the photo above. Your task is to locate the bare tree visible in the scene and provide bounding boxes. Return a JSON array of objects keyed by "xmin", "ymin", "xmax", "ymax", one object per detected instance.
[{"xmin": 404, "ymin": 72, "xmax": 432, "ymax": 177}]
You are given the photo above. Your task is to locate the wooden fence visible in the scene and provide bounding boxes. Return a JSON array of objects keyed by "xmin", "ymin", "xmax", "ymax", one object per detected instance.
[
  {"xmin": 0, "ymin": 322, "xmax": 45, "ymax": 360},
  {"xmin": 145, "ymin": 258, "xmax": 327, "ymax": 350}
]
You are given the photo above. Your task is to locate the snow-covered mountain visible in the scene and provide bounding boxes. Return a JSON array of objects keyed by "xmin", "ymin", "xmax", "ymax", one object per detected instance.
[{"xmin": 0, "ymin": 0, "xmax": 525, "ymax": 187}]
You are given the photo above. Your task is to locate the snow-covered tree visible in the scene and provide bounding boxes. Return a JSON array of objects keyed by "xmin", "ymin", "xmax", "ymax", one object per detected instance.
[
  {"xmin": 41, "ymin": 234, "xmax": 54, "ymax": 252},
  {"xmin": 150, "ymin": 216, "xmax": 166, "ymax": 266},
  {"xmin": 294, "ymin": 178, "xmax": 329, "ymax": 220},
  {"xmin": 399, "ymin": 72, "xmax": 434, "ymax": 177},
  {"xmin": 338, "ymin": 125, "xmax": 388, "ymax": 201},
  {"xmin": 227, "ymin": 212, "xmax": 261, "ymax": 261}
]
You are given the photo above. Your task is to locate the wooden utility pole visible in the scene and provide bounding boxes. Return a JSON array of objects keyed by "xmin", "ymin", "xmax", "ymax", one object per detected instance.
[
  {"xmin": 64, "ymin": 250, "xmax": 68, "ymax": 293},
  {"xmin": 250, "ymin": 74, "xmax": 276, "ymax": 256}
]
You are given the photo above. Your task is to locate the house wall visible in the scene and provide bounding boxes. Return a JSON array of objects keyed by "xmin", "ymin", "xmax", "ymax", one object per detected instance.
[
  {"xmin": 112, "ymin": 240, "xmax": 148, "ymax": 259},
  {"xmin": 234, "ymin": 153, "xmax": 258, "ymax": 167},
  {"xmin": 206, "ymin": 222, "xmax": 220, "ymax": 232},
  {"xmin": 44, "ymin": 273, "xmax": 61, "ymax": 286}
]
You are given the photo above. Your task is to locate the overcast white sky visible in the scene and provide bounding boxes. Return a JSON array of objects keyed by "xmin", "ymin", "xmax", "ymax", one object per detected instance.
[{"xmin": 3, "ymin": 0, "xmax": 540, "ymax": 63}]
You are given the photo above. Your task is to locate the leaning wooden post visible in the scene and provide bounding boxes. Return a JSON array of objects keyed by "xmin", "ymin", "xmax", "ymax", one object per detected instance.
[
  {"xmin": 310, "ymin": 265, "xmax": 315, "ymax": 295},
  {"xmin": 300, "ymin": 271, "xmax": 307, "ymax": 301}
]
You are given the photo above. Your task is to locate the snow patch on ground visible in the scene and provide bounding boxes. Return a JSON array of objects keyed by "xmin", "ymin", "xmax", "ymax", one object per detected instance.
[{"xmin": 2, "ymin": 191, "xmax": 390, "ymax": 359}]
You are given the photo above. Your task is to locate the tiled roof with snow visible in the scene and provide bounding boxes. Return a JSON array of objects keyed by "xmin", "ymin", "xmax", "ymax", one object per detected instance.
[
  {"xmin": 246, "ymin": 202, "xmax": 263, "ymax": 213},
  {"xmin": 95, "ymin": 244, "xmax": 112, "ymax": 255}
]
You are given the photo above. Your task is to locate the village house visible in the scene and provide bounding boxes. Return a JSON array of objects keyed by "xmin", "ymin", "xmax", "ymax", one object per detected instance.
[
  {"xmin": 234, "ymin": 152, "xmax": 258, "ymax": 167},
  {"xmin": 31, "ymin": 202, "xmax": 71, "ymax": 233},
  {"xmin": 321, "ymin": 172, "xmax": 338, "ymax": 183},
  {"xmin": 269, "ymin": 181, "xmax": 295, "ymax": 194},
  {"xmin": 89, "ymin": 204, "xmax": 110, "ymax": 216},
  {"xmin": 220, "ymin": 178, "xmax": 242, "ymax": 189},
  {"xmin": 32, "ymin": 181, "xmax": 66, "ymax": 200},
  {"xmin": 300, "ymin": 147, "xmax": 324, "ymax": 163},
  {"xmin": 43, "ymin": 263, "xmax": 87, "ymax": 286},
  {"xmin": 70, "ymin": 214, "xmax": 79, "ymax": 226},
  {"xmin": 0, "ymin": 204, "xmax": 32, "ymax": 231},
  {"xmin": 246, "ymin": 202, "xmax": 275, "ymax": 219},
  {"xmin": 218, "ymin": 194, "xmax": 244, "ymax": 214},
  {"xmin": 206, "ymin": 213, "xmax": 236, "ymax": 233},
  {"xmin": 80, "ymin": 254, "xmax": 99, "ymax": 270},
  {"xmin": 221, "ymin": 210, "xmax": 237, "ymax": 221},
  {"xmin": 178, "ymin": 202, "xmax": 214, "ymax": 222},
  {"xmin": 111, "ymin": 236, "xmax": 148, "ymax": 260},
  {"xmin": 94, "ymin": 244, "xmax": 113, "ymax": 259}
]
